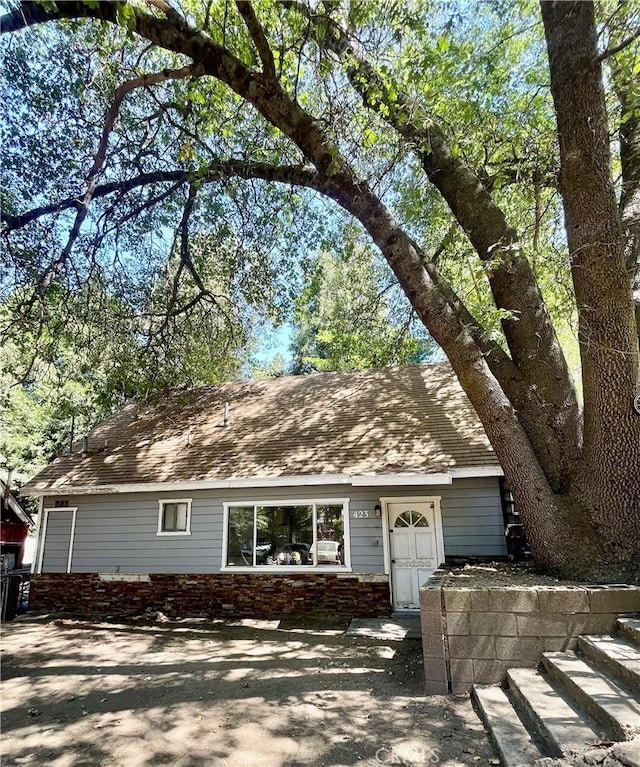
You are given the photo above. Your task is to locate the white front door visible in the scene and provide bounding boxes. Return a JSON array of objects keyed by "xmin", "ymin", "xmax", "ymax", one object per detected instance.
[{"xmin": 388, "ymin": 500, "xmax": 443, "ymax": 610}]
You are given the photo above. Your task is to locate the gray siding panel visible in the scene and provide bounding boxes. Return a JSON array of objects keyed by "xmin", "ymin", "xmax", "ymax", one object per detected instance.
[
  {"xmin": 42, "ymin": 476, "xmax": 505, "ymax": 574},
  {"xmin": 346, "ymin": 490, "xmax": 386, "ymax": 573},
  {"xmin": 42, "ymin": 510, "xmax": 73, "ymax": 573},
  {"xmin": 440, "ymin": 478, "xmax": 506, "ymax": 557},
  {"xmin": 70, "ymin": 496, "xmax": 223, "ymax": 574}
]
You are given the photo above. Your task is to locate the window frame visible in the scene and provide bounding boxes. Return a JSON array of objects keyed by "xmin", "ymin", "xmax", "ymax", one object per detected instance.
[
  {"xmin": 157, "ymin": 498, "xmax": 192, "ymax": 536},
  {"xmin": 222, "ymin": 498, "xmax": 351, "ymax": 572},
  {"xmin": 37, "ymin": 506, "xmax": 78, "ymax": 574}
]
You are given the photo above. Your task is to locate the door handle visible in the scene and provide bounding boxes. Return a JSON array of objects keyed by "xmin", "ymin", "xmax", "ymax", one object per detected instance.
[{"xmin": 392, "ymin": 559, "xmax": 396, "ymax": 563}]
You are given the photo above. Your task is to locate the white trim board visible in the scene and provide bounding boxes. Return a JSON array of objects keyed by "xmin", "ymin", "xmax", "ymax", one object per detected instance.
[
  {"xmin": 28, "ymin": 467, "xmax": 503, "ymax": 497},
  {"xmin": 38, "ymin": 507, "xmax": 78, "ymax": 575},
  {"xmin": 32, "ymin": 496, "xmax": 44, "ymax": 575}
]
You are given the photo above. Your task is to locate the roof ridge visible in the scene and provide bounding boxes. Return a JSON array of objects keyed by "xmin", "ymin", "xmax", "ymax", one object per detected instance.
[{"xmin": 140, "ymin": 359, "xmax": 452, "ymax": 400}]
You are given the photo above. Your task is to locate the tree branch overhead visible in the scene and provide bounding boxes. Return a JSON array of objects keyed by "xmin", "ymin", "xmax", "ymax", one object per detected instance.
[{"xmin": 2, "ymin": 0, "xmax": 639, "ymax": 579}]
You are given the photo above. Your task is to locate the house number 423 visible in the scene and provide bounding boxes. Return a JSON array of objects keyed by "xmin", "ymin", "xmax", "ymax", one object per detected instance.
[{"xmin": 353, "ymin": 510, "xmax": 369, "ymax": 518}]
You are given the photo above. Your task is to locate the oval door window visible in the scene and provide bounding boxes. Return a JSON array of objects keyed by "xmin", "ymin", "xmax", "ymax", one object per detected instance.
[{"xmin": 394, "ymin": 509, "xmax": 430, "ymax": 528}]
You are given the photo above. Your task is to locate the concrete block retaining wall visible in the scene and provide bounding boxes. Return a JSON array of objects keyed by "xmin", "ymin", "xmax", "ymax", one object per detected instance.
[
  {"xmin": 420, "ymin": 570, "xmax": 640, "ymax": 694},
  {"xmin": 30, "ymin": 572, "xmax": 391, "ymax": 619}
]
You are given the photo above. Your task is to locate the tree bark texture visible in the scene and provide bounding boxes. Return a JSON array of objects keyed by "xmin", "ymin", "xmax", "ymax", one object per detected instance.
[
  {"xmin": 608, "ymin": 4, "xmax": 640, "ymax": 345},
  {"xmin": 541, "ymin": 0, "xmax": 640, "ymax": 577}
]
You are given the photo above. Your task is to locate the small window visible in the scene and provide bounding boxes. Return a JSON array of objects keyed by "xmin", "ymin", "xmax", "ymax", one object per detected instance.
[
  {"xmin": 395, "ymin": 509, "xmax": 429, "ymax": 528},
  {"xmin": 157, "ymin": 499, "xmax": 192, "ymax": 535}
]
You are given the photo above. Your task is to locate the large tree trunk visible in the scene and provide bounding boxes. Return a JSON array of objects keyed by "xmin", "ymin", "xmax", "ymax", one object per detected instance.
[
  {"xmin": 609, "ymin": 3, "xmax": 640, "ymax": 345},
  {"xmin": 540, "ymin": 1, "xmax": 640, "ymax": 580},
  {"xmin": 291, "ymin": 5, "xmax": 582, "ymax": 493}
]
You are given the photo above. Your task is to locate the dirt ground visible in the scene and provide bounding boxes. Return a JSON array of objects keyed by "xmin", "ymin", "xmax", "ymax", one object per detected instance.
[{"xmin": 0, "ymin": 615, "xmax": 498, "ymax": 767}]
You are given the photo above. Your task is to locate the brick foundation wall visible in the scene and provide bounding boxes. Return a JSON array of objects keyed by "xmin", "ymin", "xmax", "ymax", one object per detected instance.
[
  {"xmin": 30, "ymin": 573, "xmax": 391, "ymax": 619},
  {"xmin": 420, "ymin": 572, "xmax": 640, "ymax": 695}
]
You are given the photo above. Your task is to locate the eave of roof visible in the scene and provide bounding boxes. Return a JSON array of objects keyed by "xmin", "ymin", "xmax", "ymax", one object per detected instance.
[
  {"xmin": 28, "ymin": 466, "xmax": 504, "ymax": 498},
  {"xmin": 0, "ymin": 480, "xmax": 34, "ymax": 524}
]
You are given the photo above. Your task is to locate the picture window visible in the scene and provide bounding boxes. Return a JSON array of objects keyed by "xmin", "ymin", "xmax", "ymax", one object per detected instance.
[{"xmin": 224, "ymin": 501, "xmax": 348, "ymax": 568}]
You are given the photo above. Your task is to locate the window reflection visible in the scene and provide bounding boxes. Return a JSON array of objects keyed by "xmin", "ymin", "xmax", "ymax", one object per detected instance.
[
  {"xmin": 226, "ymin": 506, "xmax": 254, "ymax": 566},
  {"xmin": 226, "ymin": 503, "xmax": 346, "ymax": 567},
  {"xmin": 313, "ymin": 504, "xmax": 345, "ymax": 566}
]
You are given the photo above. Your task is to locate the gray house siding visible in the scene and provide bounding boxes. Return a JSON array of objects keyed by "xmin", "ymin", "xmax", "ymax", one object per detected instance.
[
  {"xmin": 440, "ymin": 479, "xmax": 506, "ymax": 556},
  {"xmin": 40, "ymin": 477, "xmax": 505, "ymax": 575},
  {"xmin": 41, "ymin": 509, "xmax": 74, "ymax": 572},
  {"xmin": 69, "ymin": 496, "xmax": 222, "ymax": 575}
]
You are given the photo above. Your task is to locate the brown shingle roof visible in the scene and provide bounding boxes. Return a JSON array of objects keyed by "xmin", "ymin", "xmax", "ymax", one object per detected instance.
[{"xmin": 24, "ymin": 363, "xmax": 500, "ymax": 494}]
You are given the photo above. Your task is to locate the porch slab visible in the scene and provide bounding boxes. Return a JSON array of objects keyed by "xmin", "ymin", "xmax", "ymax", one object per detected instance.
[{"xmin": 346, "ymin": 616, "xmax": 422, "ymax": 640}]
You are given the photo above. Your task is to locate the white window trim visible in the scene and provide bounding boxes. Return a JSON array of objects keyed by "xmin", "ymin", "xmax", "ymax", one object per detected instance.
[
  {"xmin": 221, "ymin": 498, "xmax": 351, "ymax": 572},
  {"xmin": 157, "ymin": 498, "xmax": 192, "ymax": 536},
  {"xmin": 37, "ymin": 507, "xmax": 78, "ymax": 574}
]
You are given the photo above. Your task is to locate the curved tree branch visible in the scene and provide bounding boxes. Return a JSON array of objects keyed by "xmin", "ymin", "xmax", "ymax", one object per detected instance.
[
  {"xmin": 235, "ymin": 1, "xmax": 276, "ymax": 79},
  {"xmin": 1, "ymin": 0, "xmax": 118, "ymax": 33},
  {"xmin": 41, "ymin": 64, "xmax": 204, "ymax": 293},
  {"xmin": 282, "ymin": 0, "xmax": 581, "ymax": 488},
  {"xmin": 2, "ymin": 161, "xmax": 325, "ymax": 232},
  {"xmin": 2, "ymin": 0, "xmax": 564, "ymax": 501},
  {"xmin": 595, "ymin": 25, "xmax": 640, "ymax": 63},
  {"xmin": 284, "ymin": 3, "xmax": 574, "ymax": 364}
]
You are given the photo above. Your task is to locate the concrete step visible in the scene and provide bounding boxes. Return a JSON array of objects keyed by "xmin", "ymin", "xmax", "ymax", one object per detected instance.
[
  {"xmin": 618, "ymin": 617, "xmax": 640, "ymax": 647},
  {"xmin": 472, "ymin": 684, "xmax": 544, "ymax": 767},
  {"xmin": 542, "ymin": 651, "xmax": 640, "ymax": 741},
  {"xmin": 578, "ymin": 635, "xmax": 640, "ymax": 694},
  {"xmin": 506, "ymin": 667, "xmax": 601, "ymax": 757}
]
